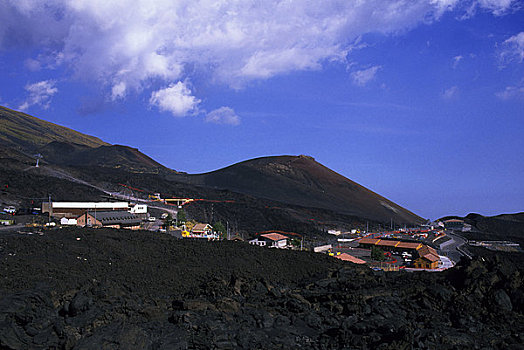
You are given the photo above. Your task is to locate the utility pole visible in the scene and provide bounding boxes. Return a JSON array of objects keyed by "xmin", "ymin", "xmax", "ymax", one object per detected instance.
[
  {"xmin": 48, "ymin": 193, "xmax": 51, "ymax": 226},
  {"xmin": 35, "ymin": 154, "xmax": 42, "ymax": 168}
]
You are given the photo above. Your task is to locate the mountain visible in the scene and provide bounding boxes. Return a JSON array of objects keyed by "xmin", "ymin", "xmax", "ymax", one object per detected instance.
[
  {"xmin": 0, "ymin": 106, "xmax": 108, "ymax": 150},
  {"xmin": 173, "ymin": 155, "xmax": 423, "ymax": 225},
  {"xmin": 0, "ymin": 106, "xmax": 167, "ymax": 173},
  {"xmin": 39, "ymin": 141, "xmax": 168, "ymax": 173},
  {"xmin": 0, "ymin": 106, "xmax": 422, "ymax": 227},
  {"xmin": 460, "ymin": 212, "xmax": 524, "ymax": 245}
]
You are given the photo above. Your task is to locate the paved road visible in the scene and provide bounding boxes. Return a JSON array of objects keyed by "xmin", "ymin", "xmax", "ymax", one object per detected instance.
[
  {"xmin": 439, "ymin": 230, "xmax": 471, "ymax": 262},
  {"xmin": 439, "ymin": 255, "xmax": 454, "ymax": 269}
]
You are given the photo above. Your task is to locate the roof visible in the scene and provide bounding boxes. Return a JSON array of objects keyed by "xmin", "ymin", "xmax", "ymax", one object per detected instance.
[
  {"xmin": 84, "ymin": 211, "xmax": 141, "ymax": 226},
  {"xmin": 51, "ymin": 202, "xmax": 129, "ymax": 209},
  {"xmin": 260, "ymin": 233, "xmax": 288, "ymax": 241},
  {"xmin": 336, "ymin": 253, "xmax": 366, "ymax": 264},
  {"xmin": 377, "ymin": 240, "xmax": 400, "ymax": 247},
  {"xmin": 192, "ymin": 223, "xmax": 212, "ymax": 232},
  {"xmin": 417, "ymin": 245, "xmax": 440, "ymax": 262},
  {"xmin": 417, "ymin": 253, "xmax": 440, "ymax": 262},
  {"xmin": 359, "ymin": 238, "xmax": 422, "ymax": 250},
  {"xmin": 418, "ymin": 245, "xmax": 437, "ymax": 255},
  {"xmin": 256, "ymin": 230, "xmax": 302, "ymax": 238},
  {"xmin": 358, "ymin": 238, "xmax": 381, "ymax": 245},
  {"xmin": 397, "ymin": 242, "xmax": 422, "ymax": 250}
]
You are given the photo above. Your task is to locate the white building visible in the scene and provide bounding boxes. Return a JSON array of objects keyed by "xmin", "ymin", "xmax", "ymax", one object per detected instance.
[
  {"xmin": 42, "ymin": 202, "xmax": 130, "ymax": 218},
  {"xmin": 313, "ymin": 244, "xmax": 332, "ymax": 253},
  {"xmin": 129, "ymin": 204, "xmax": 148, "ymax": 214},
  {"xmin": 60, "ymin": 217, "xmax": 78, "ymax": 226},
  {"xmin": 249, "ymin": 233, "xmax": 288, "ymax": 248}
]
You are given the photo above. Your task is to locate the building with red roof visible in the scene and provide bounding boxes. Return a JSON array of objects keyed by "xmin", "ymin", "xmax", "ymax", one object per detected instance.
[
  {"xmin": 249, "ymin": 232, "xmax": 289, "ymax": 248},
  {"xmin": 414, "ymin": 245, "xmax": 440, "ymax": 269},
  {"xmin": 358, "ymin": 237, "xmax": 440, "ymax": 268}
]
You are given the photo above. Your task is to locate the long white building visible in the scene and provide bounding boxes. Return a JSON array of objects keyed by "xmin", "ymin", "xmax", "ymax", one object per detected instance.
[{"xmin": 42, "ymin": 202, "xmax": 131, "ymax": 218}]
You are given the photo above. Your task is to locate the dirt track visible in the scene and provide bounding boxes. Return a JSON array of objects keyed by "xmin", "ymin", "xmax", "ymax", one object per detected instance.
[{"xmin": 0, "ymin": 228, "xmax": 523, "ymax": 349}]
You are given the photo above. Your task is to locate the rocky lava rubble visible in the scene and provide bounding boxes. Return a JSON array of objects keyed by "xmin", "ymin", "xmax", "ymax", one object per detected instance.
[{"xmin": 0, "ymin": 228, "xmax": 523, "ymax": 349}]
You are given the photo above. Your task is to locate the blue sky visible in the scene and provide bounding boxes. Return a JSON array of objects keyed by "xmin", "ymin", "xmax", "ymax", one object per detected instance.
[{"xmin": 0, "ymin": 0, "xmax": 523, "ymax": 220}]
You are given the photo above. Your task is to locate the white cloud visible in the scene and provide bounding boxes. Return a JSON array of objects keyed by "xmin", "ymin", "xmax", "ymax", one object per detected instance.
[
  {"xmin": 496, "ymin": 82, "xmax": 524, "ymax": 100},
  {"xmin": 431, "ymin": 0, "xmax": 461, "ymax": 15},
  {"xmin": 150, "ymin": 81, "xmax": 200, "ymax": 117},
  {"xmin": 442, "ymin": 86, "xmax": 459, "ymax": 99},
  {"xmin": 476, "ymin": 0, "xmax": 516, "ymax": 15},
  {"xmin": 111, "ymin": 82, "xmax": 127, "ymax": 101},
  {"xmin": 0, "ymin": 1, "xmax": 466, "ymax": 92},
  {"xmin": 452, "ymin": 55, "xmax": 463, "ymax": 68},
  {"xmin": 205, "ymin": 107, "xmax": 240, "ymax": 126},
  {"xmin": 461, "ymin": 0, "xmax": 517, "ymax": 18},
  {"xmin": 0, "ymin": 0, "xmax": 517, "ymax": 108},
  {"xmin": 24, "ymin": 58, "xmax": 41, "ymax": 71},
  {"xmin": 18, "ymin": 80, "xmax": 58, "ymax": 111},
  {"xmin": 352, "ymin": 66, "xmax": 381, "ymax": 86},
  {"xmin": 499, "ymin": 32, "xmax": 524, "ymax": 65}
]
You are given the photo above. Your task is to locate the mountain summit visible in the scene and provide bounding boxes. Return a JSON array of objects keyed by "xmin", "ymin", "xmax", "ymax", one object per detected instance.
[{"xmin": 175, "ymin": 155, "xmax": 423, "ymax": 225}]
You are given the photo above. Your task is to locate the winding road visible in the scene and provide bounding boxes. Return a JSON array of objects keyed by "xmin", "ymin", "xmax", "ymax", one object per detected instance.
[{"xmin": 439, "ymin": 230, "xmax": 472, "ymax": 263}]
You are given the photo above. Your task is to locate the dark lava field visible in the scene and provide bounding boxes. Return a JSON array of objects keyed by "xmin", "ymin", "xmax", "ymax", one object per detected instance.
[{"xmin": 1, "ymin": 228, "xmax": 523, "ymax": 349}]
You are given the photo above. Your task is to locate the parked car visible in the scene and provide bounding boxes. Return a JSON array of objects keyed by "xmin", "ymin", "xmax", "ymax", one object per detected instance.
[
  {"xmin": 3, "ymin": 206, "xmax": 16, "ymax": 214},
  {"xmin": 148, "ymin": 217, "xmax": 157, "ymax": 222}
]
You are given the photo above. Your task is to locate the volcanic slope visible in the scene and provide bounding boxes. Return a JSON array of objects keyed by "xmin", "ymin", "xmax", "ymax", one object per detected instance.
[
  {"xmin": 0, "ymin": 105, "xmax": 108, "ymax": 149},
  {"xmin": 0, "ymin": 106, "xmax": 167, "ymax": 173},
  {"xmin": 173, "ymin": 155, "xmax": 423, "ymax": 225},
  {"xmin": 447, "ymin": 212, "xmax": 524, "ymax": 246},
  {"xmin": 1, "ymin": 107, "xmax": 421, "ymax": 225},
  {"xmin": 39, "ymin": 141, "xmax": 168, "ymax": 173}
]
